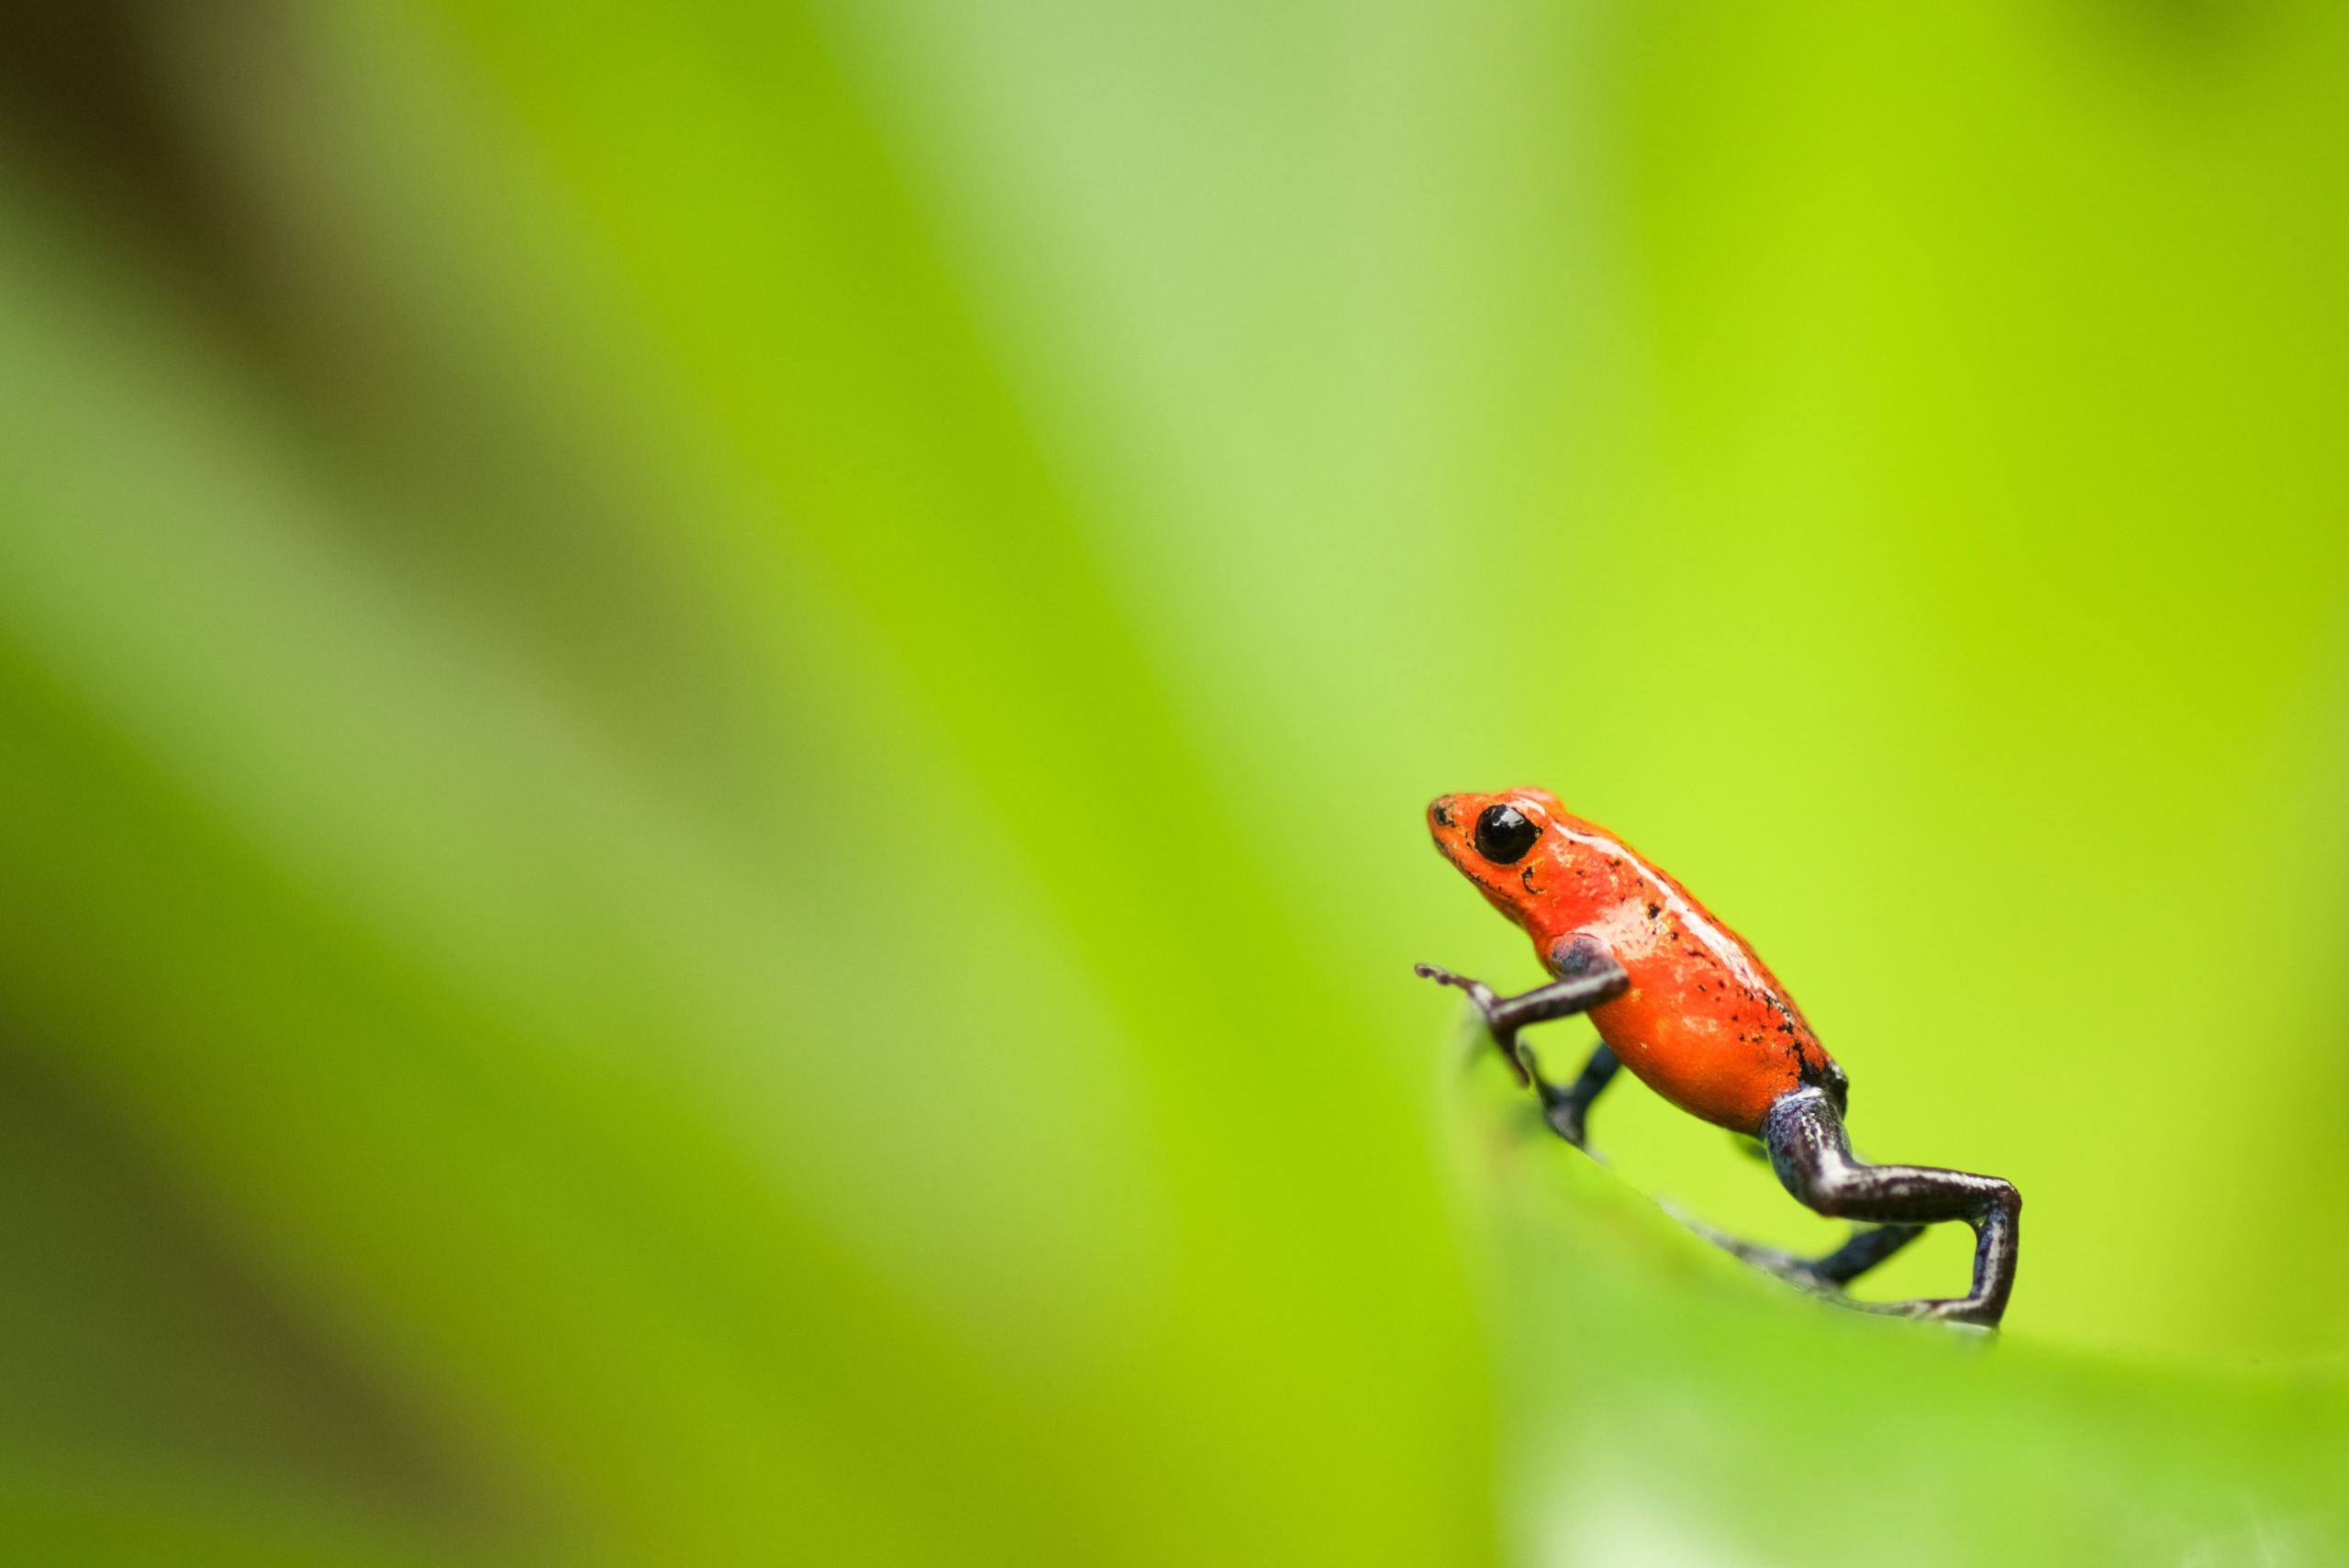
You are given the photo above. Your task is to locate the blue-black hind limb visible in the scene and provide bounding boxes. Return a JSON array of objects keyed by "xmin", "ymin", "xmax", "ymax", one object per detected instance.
[
  {"xmin": 1809, "ymin": 1221, "xmax": 1926, "ymax": 1285},
  {"xmin": 1412, "ymin": 957, "xmax": 2016, "ymax": 1325},
  {"xmin": 1756, "ymin": 1086, "xmax": 2021, "ymax": 1328}
]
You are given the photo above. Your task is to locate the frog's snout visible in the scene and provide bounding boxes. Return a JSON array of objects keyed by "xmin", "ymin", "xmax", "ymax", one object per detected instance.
[{"xmin": 1428, "ymin": 795, "xmax": 1459, "ymax": 833}]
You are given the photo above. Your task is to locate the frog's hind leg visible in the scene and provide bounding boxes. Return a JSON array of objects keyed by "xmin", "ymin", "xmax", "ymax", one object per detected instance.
[
  {"xmin": 1757, "ymin": 1087, "xmax": 2021, "ymax": 1329},
  {"xmin": 1809, "ymin": 1221, "xmax": 1927, "ymax": 1284},
  {"xmin": 1680, "ymin": 1217, "xmax": 1924, "ymax": 1294}
]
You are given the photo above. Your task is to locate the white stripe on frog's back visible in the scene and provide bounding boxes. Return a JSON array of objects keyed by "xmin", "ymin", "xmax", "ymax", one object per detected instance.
[{"xmin": 1551, "ymin": 825, "xmax": 1769, "ymax": 994}]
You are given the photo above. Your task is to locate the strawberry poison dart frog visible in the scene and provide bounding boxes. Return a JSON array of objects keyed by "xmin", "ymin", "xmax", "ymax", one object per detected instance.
[{"xmin": 1417, "ymin": 789, "xmax": 2020, "ymax": 1328}]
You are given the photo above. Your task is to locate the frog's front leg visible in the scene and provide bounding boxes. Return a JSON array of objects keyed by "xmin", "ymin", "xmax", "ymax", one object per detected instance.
[
  {"xmin": 1526, "ymin": 1040, "xmax": 1620, "ymax": 1150},
  {"xmin": 1414, "ymin": 938, "xmax": 1628, "ymax": 1147}
]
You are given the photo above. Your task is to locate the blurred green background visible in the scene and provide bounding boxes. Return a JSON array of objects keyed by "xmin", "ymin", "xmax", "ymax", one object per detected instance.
[{"xmin": 2, "ymin": 0, "xmax": 2347, "ymax": 1562}]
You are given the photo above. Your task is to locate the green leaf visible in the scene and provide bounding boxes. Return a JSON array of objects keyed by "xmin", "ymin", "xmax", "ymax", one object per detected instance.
[{"xmin": 2, "ymin": 0, "xmax": 2346, "ymax": 1562}]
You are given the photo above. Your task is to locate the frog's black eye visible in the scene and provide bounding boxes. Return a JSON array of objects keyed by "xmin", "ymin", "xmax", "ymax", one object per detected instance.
[{"xmin": 1473, "ymin": 804, "xmax": 1542, "ymax": 864}]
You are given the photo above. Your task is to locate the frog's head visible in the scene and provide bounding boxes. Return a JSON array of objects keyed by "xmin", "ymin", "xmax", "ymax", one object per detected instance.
[{"xmin": 1426, "ymin": 787, "xmax": 1573, "ymax": 932}]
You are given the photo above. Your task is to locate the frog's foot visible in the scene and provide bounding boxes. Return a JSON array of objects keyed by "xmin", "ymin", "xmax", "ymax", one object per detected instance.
[
  {"xmin": 1535, "ymin": 1084, "xmax": 1590, "ymax": 1148},
  {"xmin": 1410, "ymin": 962, "xmax": 1500, "ymax": 1019},
  {"xmin": 1525, "ymin": 1039, "xmax": 1619, "ymax": 1150},
  {"xmin": 1413, "ymin": 961, "xmax": 1632, "ymax": 1097},
  {"xmin": 1877, "ymin": 1296, "xmax": 2001, "ymax": 1331},
  {"xmin": 1412, "ymin": 963, "xmax": 1530, "ymax": 1084}
]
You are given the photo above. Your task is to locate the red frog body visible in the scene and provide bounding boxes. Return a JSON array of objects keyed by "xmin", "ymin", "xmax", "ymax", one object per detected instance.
[{"xmin": 1427, "ymin": 787, "xmax": 1840, "ymax": 1136}]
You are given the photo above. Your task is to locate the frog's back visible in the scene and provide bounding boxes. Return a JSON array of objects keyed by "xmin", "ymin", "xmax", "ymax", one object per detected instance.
[{"xmin": 1533, "ymin": 814, "xmax": 1841, "ymax": 1134}]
